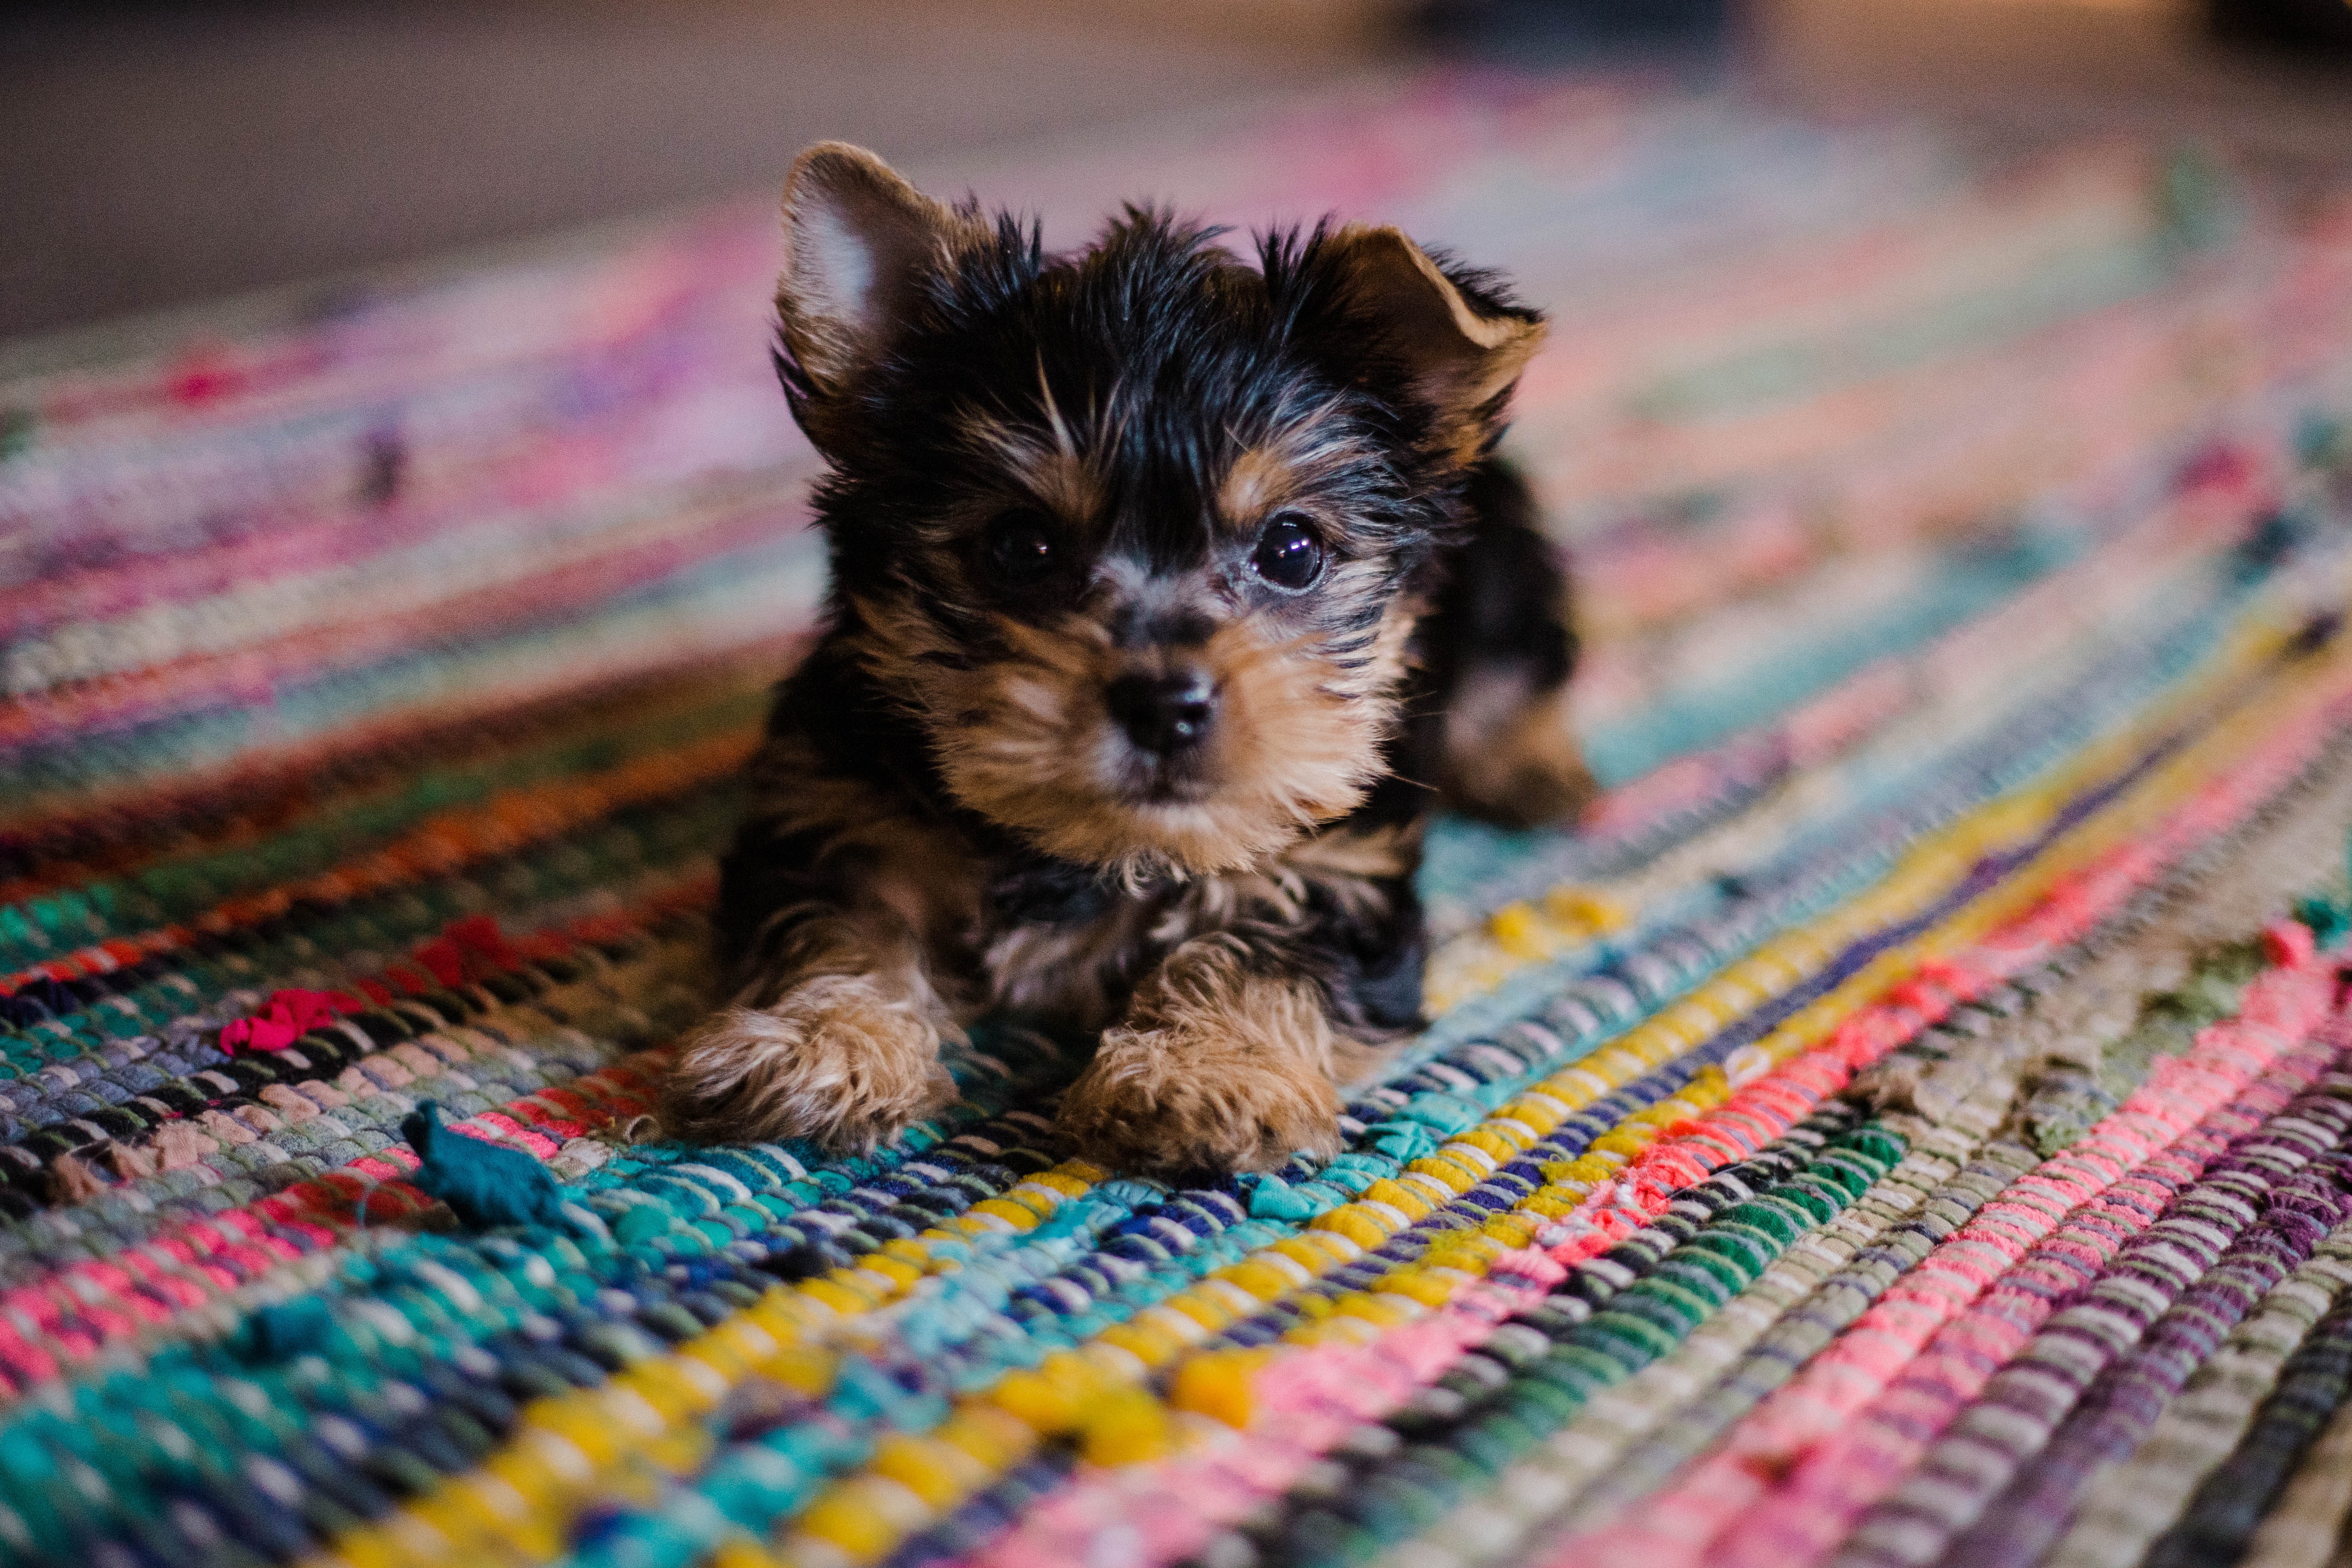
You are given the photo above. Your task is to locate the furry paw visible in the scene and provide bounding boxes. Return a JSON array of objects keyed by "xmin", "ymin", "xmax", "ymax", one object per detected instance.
[
  {"xmin": 660, "ymin": 973, "xmax": 956, "ymax": 1149},
  {"xmin": 1056, "ymin": 1021, "xmax": 1342, "ymax": 1177},
  {"xmin": 1479, "ymin": 737, "xmax": 1599, "ymax": 830},
  {"xmin": 1443, "ymin": 684, "xmax": 1600, "ymax": 830}
]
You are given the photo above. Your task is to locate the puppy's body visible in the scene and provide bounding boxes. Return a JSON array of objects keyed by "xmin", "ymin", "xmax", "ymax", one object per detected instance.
[{"xmin": 664, "ymin": 144, "xmax": 1592, "ymax": 1174}]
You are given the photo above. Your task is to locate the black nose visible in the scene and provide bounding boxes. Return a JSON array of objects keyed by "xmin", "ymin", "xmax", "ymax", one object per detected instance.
[{"xmin": 1106, "ymin": 671, "xmax": 1217, "ymax": 755}]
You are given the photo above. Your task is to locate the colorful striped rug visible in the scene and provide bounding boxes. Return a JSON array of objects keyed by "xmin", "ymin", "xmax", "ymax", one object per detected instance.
[{"xmin": 7, "ymin": 69, "xmax": 2352, "ymax": 1568}]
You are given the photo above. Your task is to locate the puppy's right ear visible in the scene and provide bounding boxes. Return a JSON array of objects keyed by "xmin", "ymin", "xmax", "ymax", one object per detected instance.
[{"xmin": 776, "ymin": 142, "xmax": 972, "ymax": 418}]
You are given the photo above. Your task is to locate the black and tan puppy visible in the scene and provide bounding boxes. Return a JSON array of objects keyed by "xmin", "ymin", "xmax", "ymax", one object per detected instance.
[{"xmin": 662, "ymin": 142, "xmax": 1593, "ymax": 1175}]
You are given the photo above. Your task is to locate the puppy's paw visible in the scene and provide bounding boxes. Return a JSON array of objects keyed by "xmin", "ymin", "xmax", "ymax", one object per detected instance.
[
  {"xmin": 1443, "ymin": 684, "xmax": 1601, "ymax": 830},
  {"xmin": 661, "ymin": 973, "xmax": 956, "ymax": 1149},
  {"xmin": 1056, "ymin": 1023, "xmax": 1342, "ymax": 1177}
]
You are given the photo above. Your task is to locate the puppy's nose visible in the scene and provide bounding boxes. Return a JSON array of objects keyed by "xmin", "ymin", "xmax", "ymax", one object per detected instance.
[{"xmin": 1107, "ymin": 670, "xmax": 1217, "ymax": 755}]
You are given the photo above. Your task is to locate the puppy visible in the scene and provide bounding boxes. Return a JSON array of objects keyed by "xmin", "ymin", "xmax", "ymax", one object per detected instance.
[{"xmin": 661, "ymin": 142, "xmax": 1593, "ymax": 1176}]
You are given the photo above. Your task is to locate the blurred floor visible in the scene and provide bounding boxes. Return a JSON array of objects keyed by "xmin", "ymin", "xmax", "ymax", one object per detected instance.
[{"xmin": 4, "ymin": 0, "xmax": 2350, "ymax": 343}]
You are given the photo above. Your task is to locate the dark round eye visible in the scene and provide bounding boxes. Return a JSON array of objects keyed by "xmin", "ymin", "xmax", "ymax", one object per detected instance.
[
  {"xmin": 1251, "ymin": 512, "xmax": 1326, "ymax": 591},
  {"xmin": 983, "ymin": 509, "xmax": 1059, "ymax": 586}
]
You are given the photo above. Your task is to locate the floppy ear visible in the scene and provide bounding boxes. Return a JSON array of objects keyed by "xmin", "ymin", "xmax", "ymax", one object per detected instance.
[
  {"xmin": 776, "ymin": 142, "xmax": 974, "ymax": 408},
  {"xmin": 1317, "ymin": 225, "xmax": 1547, "ymax": 463}
]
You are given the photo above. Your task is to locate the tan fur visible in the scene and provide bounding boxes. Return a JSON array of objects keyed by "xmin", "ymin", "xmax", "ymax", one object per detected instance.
[
  {"xmin": 664, "ymin": 974, "xmax": 958, "ymax": 1149},
  {"xmin": 977, "ymin": 819, "xmax": 1421, "ymax": 1029},
  {"xmin": 670, "ymin": 731, "xmax": 977, "ymax": 1148},
  {"xmin": 702, "ymin": 146, "xmax": 1570, "ymax": 1172},
  {"xmin": 1216, "ymin": 404, "xmax": 1370, "ymax": 528},
  {"xmin": 978, "ymin": 897, "xmax": 1157, "ymax": 1028},
  {"xmin": 739, "ymin": 732, "xmax": 986, "ymax": 952},
  {"xmin": 1439, "ymin": 669, "xmax": 1600, "ymax": 829},
  {"xmin": 847, "ymin": 588, "xmax": 1424, "ymax": 881},
  {"xmin": 1279, "ymin": 818, "xmax": 1421, "ymax": 882},
  {"xmin": 953, "ymin": 400, "xmax": 1107, "ymax": 528},
  {"xmin": 776, "ymin": 142, "xmax": 991, "ymax": 437},
  {"xmin": 1056, "ymin": 936, "xmax": 1344, "ymax": 1174},
  {"xmin": 682, "ymin": 753, "xmax": 1419, "ymax": 1149},
  {"xmin": 1319, "ymin": 224, "xmax": 1549, "ymax": 465},
  {"xmin": 663, "ymin": 901, "xmax": 962, "ymax": 1147}
]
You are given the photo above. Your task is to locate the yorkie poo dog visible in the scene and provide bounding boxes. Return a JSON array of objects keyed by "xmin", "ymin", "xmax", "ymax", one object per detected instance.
[{"xmin": 661, "ymin": 142, "xmax": 1593, "ymax": 1175}]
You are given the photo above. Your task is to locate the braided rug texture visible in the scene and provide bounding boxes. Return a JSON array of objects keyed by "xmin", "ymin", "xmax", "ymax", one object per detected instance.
[{"xmin": 8, "ymin": 71, "xmax": 2352, "ymax": 1568}]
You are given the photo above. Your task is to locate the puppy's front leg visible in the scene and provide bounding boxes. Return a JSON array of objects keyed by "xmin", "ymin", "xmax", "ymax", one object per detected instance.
[
  {"xmin": 1057, "ymin": 933, "xmax": 1344, "ymax": 1176},
  {"xmin": 663, "ymin": 903, "xmax": 958, "ymax": 1149}
]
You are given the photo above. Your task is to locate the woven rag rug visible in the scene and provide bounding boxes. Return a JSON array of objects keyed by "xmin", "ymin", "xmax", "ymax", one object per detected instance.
[{"xmin": 13, "ymin": 69, "xmax": 2352, "ymax": 1568}]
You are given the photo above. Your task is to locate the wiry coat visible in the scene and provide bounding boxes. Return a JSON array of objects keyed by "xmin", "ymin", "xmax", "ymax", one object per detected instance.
[{"xmin": 662, "ymin": 143, "xmax": 1591, "ymax": 1175}]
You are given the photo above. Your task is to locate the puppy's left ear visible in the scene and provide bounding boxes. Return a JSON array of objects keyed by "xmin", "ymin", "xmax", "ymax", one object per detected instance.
[
  {"xmin": 1314, "ymin": 225, "xmax": 1547, "ymax": 464},
  {"xmin": 776, "ymin": 142, "xmax": 981, "ymax": 440}
]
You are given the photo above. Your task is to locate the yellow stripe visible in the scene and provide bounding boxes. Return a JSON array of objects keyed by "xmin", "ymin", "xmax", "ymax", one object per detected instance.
[{"xmin": 317, "ymin": 590, "xmax": 2347, "ymax": 1568}]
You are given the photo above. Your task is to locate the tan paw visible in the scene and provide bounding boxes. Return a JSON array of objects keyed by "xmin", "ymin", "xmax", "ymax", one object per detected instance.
[
  {"xmin": 1442, "ymin": 681, "xmax": 1600, "ymax": 830},
  {"xmin": 660, "ymin": 973, "xmax": 956, "ymax": 1149},
  {"xmin": 1056, "ymin": 1025, "xmax": 1342, "ymax": 1177}
]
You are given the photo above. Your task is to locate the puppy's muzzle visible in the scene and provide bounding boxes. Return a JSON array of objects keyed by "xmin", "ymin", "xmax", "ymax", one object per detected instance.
[{"xmin": 1106, "ymin": 669, "xmax": 1217, "ymax": 757}]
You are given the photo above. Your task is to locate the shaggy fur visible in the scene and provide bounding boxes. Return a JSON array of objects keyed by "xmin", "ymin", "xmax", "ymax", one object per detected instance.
[{"xmin": 663, "ymin": 141, "xmax": 1594, "ymax": 1174}]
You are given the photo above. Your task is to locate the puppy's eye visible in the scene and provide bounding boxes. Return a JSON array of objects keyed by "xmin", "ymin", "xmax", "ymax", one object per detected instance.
[
  {"xmin": 1251, "ymin": 512, "xmax": 1326, "ymax": 591},
  {"xmin": 983, "ymin": 509, "xmax": 1059, "ymax": 586}
]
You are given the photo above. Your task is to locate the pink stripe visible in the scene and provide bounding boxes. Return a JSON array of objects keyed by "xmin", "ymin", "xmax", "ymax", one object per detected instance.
[
  {"xmin": 0, "ymin": 1042, "xmax": 674, "ymax": 1389},
  {"xmin": 1553, "ymin": 955, "xmax": 2337, "ymax": 1568},
  {"xmin": 955, "ymin": 688, "xmax": 2352, "ymax": 1568}
]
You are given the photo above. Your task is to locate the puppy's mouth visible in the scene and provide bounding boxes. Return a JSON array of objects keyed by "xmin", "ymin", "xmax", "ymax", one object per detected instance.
[
  {"xmin": 1103, "ymin": 739, "xmax": 1221, "ymax": 806},
  {"xmin": 1124, "ymin": 761, "xmax": 1232, "ymax": 808}
]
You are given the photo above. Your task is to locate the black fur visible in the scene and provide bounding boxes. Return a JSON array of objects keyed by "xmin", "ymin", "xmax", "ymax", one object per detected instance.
[{"xmin": 681, "ymin": 176, "xmax": 1587, "ymax": 1167}]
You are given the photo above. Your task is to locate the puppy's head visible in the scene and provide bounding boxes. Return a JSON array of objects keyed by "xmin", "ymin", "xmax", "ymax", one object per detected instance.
[{"xmin": 776, "ymin": 142, "xmax": 1545, "ymax": 880}]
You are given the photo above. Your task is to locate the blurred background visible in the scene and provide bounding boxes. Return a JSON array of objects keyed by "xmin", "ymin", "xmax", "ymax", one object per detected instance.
[{"xmin": 4, "ymin": 0, "xmax": 2349, "ymax": 341}]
